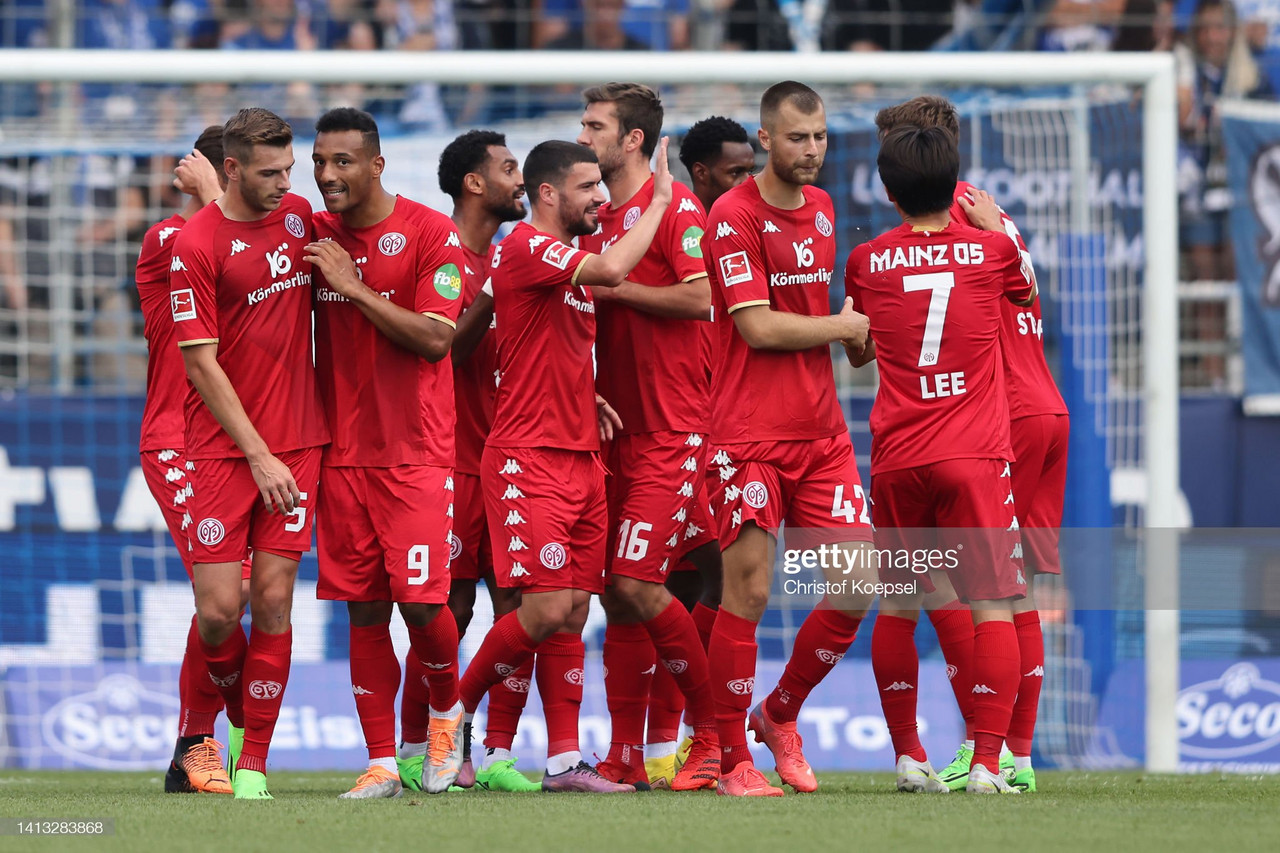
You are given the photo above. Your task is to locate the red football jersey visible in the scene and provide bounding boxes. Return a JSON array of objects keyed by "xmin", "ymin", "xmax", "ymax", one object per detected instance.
[
  {"xmin": 844, "ymin": 220, "xmax": 1036, "ymax": 474},
  {"xmin": 313, "ymin": 196, "xmax": 466, "ymax": 468},
  {"xmin": 702, "ymin": 177, "xmax": 846, "ymax": 444},
  {"xmin": 454, "ymin": 243, "xmax": 499, "ymax": 476},
  {"xmin": 487, "ymin": 222, "xmax": 596, "ymax": 451},
  {"xmin": 953, "ymin": 181, "xmax": 1067, "ymax": 420},
  {"xmin": 170, "ymin": 193, "xmax": 329, "ymax": 460},
  {"xmin": 578, "ymin": 176, "xmax": 711, "ymax": 435},
  {"xmin": 137, "ymin": 213, "xmax": 188, "ymax": 452}
]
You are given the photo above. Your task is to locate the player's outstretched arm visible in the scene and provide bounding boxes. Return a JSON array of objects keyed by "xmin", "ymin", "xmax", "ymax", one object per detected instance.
[
  {"xmin": 180, "ymin": 343, "xmax": 300, "ymax": 514},
  {"xmin": 305, "ymin": 239, "xmax": 454, "ymax": 362},
  {"xmin": 594, "ymin": 275, "xmax": 711, "ymax": 320},
  {"xmin": 576, "ymin": 137, "xmax": 674, "ymax": 289},
  {"xmin": 451, "ymin": 284, "xmax": 494, "ymax": 365},
  {"xmin": 732, "ymin": 296, "xmax": 869, "ymax": 352}
]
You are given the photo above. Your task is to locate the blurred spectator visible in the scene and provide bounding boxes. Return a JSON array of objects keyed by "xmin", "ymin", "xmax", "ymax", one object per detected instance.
[
  {"xmin": 826, "ymin": 0, "xmax": 954, "ymax": 51},
  {"xmin": 0, "ymin": 0, "xmax": 48, "ymax": 118},
  {"xmin": 223, "ymin": 0, "xmax": 316, "ymax": 49},
  {"xmin": 935, "ymin": 0, "xmax": 1054, "ymax": 51},
  {"xmin": 376, "ymin": 0, "xmax": 466, "ymax": 129},
  {"xmin": 1111, "ymin": 0, "xmax": 1174, "ymax": 51},
  {"xmin": 1176, "ymin": 0, "xmax": 1267, "ymax": 282},
  {"xmin": 1040, "ymin": 0, "xmax": 1127, "ymax": 51},
  {"xmin": 721, "ymin": 0, "xmax": 803, "ymax": 50},
  {"xmin": 536, "ymin": 0, "xmax": 690, "ymax": 50},
  {"xmin": 543, "ymin": 0, "xmax": 651, "ymax": 48},
  {"xmin": 1207, "ymin": 0, "xmax": 1280, "ymax": 92},
  {"xmin": 76, "ymin": 0, "xmax": 177, "ymax": 126}
]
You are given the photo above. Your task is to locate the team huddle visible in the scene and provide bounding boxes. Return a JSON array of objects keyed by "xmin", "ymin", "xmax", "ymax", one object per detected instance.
[{"xmin": 135, "ymin": 80, "xmax": 1068, "ymax": 801}]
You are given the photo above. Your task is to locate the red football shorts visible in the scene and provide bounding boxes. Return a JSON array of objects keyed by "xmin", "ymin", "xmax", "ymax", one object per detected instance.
[
  {"xmin": 606, "ymin": 431, "xmax": 717, "ymax": 583},
  {"xmin": 482, "ymin": 445, "xmax": 607, "ymax": 594},
  {"xmin": 871, "ymin": 458, "xmax": 1026, "ymax": 603},
  {"xmin": 185, "ymin": 447, "xmax": 321, "ymax": 565},
  {"xmin": 451, "ymin": 471, "xmax": 492, "ymax": 582},
  {"xmin": 317, "ymin": 464, "xmax": 455, "ymax": 604},
  {"xmin": 706, "ymin": 433, "xmax": 873, "ymax": 550},
  {"xmin": 1010, "ymin": 413, "xmax": 1069, "ymax": 576},
  {"xmin": 140, "ymin": 449, "xmax": 252, "ymax": 580}
]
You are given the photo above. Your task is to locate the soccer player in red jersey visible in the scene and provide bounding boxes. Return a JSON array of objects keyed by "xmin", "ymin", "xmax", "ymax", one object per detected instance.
[
  {"xmin": 304, "ymin": 108, "xmax": 467, "ymax": 798},
  {"xmin": 456, "ymin": 138, "xmax": 675, "ymax": 793},
  {"xmin": 171, "ymin": 108, "xmax": 330, "ymax": 800},
  {"xmin": 139, "ymin": 127, "xmax": 239, "ymax": 796},
  {"xmin": 874, "ymin": 96, "xmax": 1069, "ymax": 793},
  {"xmin": 845, "ymin": 124, "xmax": 1036, "ymax": 794},
  {"xmin": 574, "ymin": 82, "xmax": 721, "ymax": 793},
  {"xmin": 679, "ymin": 116, "xmax": 756, "ymax": 215},
  {"xmin": 433, "ymin": 129, "xmax": 540, "ymax": 792},
  {"xmin": 701, "ymin": 81, "xmax": 875, "ymax": 797}
]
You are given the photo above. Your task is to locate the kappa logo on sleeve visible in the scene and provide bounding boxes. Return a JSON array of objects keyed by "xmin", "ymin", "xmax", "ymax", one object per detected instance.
[
  {"xmin": 542, "ymin": 241, "xmax": 576, "ymax": 270},
  {"xmin": 677, "ymin": 197, "xmax": 700, "ymax": 215},
  {"xmin": 171, "ymin": 288, "xmax": 197, "ymax": 322},
  {"xmin": 719, "ymin": 251, "xmax": 753, "ymax": 286}
]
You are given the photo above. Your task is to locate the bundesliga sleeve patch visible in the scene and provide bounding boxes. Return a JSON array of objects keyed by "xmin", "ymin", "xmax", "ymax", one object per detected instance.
[
  {"xmin": 541, "ymin": 241, "xmax": 575, "ymax": 270},
  {"xmin": 681, "ymin": 226, "xmax": 705, "ymax": 259},
  {"xmin": 171, "ymin": 288, "xmax": 197, "ymax": 321},
  {"xmin": 719, "ymin": 251, "xmax": 753, "ymax": 286},
  {"xmin": 433, "ymin": 263, "xmax": 462, "ymax": 299}
]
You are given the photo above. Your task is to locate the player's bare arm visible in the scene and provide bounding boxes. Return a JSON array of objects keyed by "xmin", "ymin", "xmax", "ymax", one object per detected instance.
[
  {"xmin": 451, "ymin": 286, "xmax": 494, "ymax": 365},
  {"xmin": 173, "ymin": 149, "xmax": 222, "ymax": 205},
  {"xmin": 304, "ymin": 239, "xmax": 454, "ymax": 362},
  {"xmin": 179, "ymin": 343, "xmax": 300, "ymax": 514},
  {"xmin": 844, "ymin": 337, "xmax": 877, "ymax": 368},
  {"xmin": 733, "ymin": 294, "xmax": 869, "ymax": 351},
  {"xmin": 576, "ymin": 138, "xmax": 674, "ymax": 288},
  {"xmin": 593, "ymin": 274, "xmax": 712, "ymax": 320},
  {"xmin": 595, "ymin": 393, "xmax": 623, "ymax": 441}
]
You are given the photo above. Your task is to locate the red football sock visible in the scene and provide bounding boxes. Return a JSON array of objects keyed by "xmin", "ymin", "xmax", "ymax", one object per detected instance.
[
  {"xmin": 237, "ymin": 627, "xmax": 292, "ymax": 774},
  {"xmin": 459, "ymin": 611, "xmax": 538, "ymax": 713},
  {"xmin": 929, "ymin": 602, "xmax": 976, "ymax": 740},
  {"xmin": 179, "ymin": 614, "xmax": 223, "ymax": 737},
  {"xmin": 872, "ymin": 614, "xmax": 926, "ymax": 762},
  {"xmin": 484, "ymin": 657, "xmax": 533, "ymax": 752},
  {"xmin": 767, "ymin": 606, "xmax": 860, "ymax": 724},
  {"xmin": 1006, "ymin": 611, "xmax": 1044, "ymax": 757},
  {"xmin": 401, "ymin": 650, "xmax": 430, "ymax": 744},
  {"xmin": 647, "ymin": 664, "xmax": 685, "ymax": 745},
  {"xmin": 970, "ymin": 620, "xmax": 1022, "ymax": 774},
  {"xmin": 198, "ymin": 625, "xmax": 247, "ymax": 729},
  {"xmin": 536, "ymin": 632, "xmax": 585, "ymax": 758},
  {"xmin": 691, "ymin": 602, "xmax": 717, "ymax": 652},
  {"xmin": 348, "ymin": 623, "xmax": 401, "ymax": 760},
  {"xmin": 407, "ymin": 609, "xmax": 460, "ymax": 712},
  {"xmin": 708, "ymin": 607, "xmax": 758, "ymax": 770},
  {"xmin": 644, "ymin": 599, "xmax": 714, "ymax": 730},
  {"xmin": 603, "ymin": 622, "xmax": 654, "ymax": 763}
]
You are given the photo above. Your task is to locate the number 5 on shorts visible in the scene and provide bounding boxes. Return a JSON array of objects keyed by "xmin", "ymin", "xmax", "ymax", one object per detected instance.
[
  {"xmin": 408, "ymin": 545, "xmax": 429, "ymax": 585},
  {"xmin": 284, "ymin": 491, "xmax": 310, "ymax": 532}
]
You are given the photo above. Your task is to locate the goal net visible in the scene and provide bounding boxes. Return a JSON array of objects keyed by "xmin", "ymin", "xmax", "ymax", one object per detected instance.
[{"xmin": 0, "ymin": 51, "xmax": 1180, "ymax": 774}]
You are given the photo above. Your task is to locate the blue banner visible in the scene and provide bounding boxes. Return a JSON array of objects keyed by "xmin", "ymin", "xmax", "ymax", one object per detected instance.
[{"xmin": 1224, "ymin": 104, "xmax": 1280, "ymax": 414}]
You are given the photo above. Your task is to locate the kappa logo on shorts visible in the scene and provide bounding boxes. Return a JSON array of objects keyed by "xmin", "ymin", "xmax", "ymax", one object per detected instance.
[
  {"xmin": 508, "ymin": 536, "xmax": 529, "ymax": 552},
  {"xmin": 285, "ymin": 213, "xmax": 306, "ymax": 239},
  {"xmin": 743, "ymin": 481, "xmax": 769, "ymax": 509},
  {"xmin": 685, "ymin": 434, "xmax": 703, "ymax": 447},
  {"xmin": 158, "ymin": 449, "xmax": 179, "ymax": 463},
  {"xmin": 663, "ymin": 659, "xmax": 688, "ymax": 675},
  {"xmin": 723, "ymin": 485, "xmax": 741, "ymax": 504},
  {"xmin": 1016, "ymin": 568, "xmax": 1027, "ymax": 585},
  {"xmin": 248, "ymin": 680, "xmax": 283, "ymax": 700},
  {"xmin": 726, "ymin": 677, "xmax": 754, "ymax": 696},
  {"xmin": 540, "ymin": 542, "xmax": 567, "ymax": 570},
  {"xmin": 1008, "ymin": 516, "xmax": 1020, "ymax": 532},
  {"xmin": 503, "ymin": 485, "xmax": 525, "ymax": 500},
  {"xmin": 209, "ymin": 672, "xmax": 239, "ymax": 688},
  {"xmin": 684, "ymin": 523, "xmax": 704, "ymax": 540},
  {"xmin": 503, "ymin": 677, "xmax": 531, "ymax": 694},
  {"xmin": 509, "ymin": 563, "xmax": 528, "ymax": 578},
  {"xmin": 379, "ymin": 231, "xmax": 407, "ymax": 256},
  {"xmin": 681, "ymin": 456, "xmax": 698, "ymax": 472},
  {"xmin": 666, "ymin": 534, "xmax": 679, "ymax": 548},
  {"xmin": 731, "ymin": 509, "xmax": 742, "ymax": 528},
  {"xmin": 677, "ymin": 482, "xmax": 694, "ymax": 497},
  {"xmin": 196, "ymin": 517, "xmax": 225, "ymax": 547},
  {"xmin": 815, "ymin": 210, "xmax": 833, "ymax": 237},
  {"xmin": 623, "ymin": 206, "xmax": 642, "ymax": 230},
  {"xmin": 563, "ymin": 668, "xmax": 585, "ymax": 685},
  {"xmin": 673, "ymin": 508, "xmax": 688, "ymax": 523},
  {"xmin": 448, "ymin": 532, "xmax": 462, "ymax": 562},
  {"xmin": 815, "ymin": 649, "xmax": 845, "ymax": 665},
  {"xmin": 505, "ymin": 510, "xmax": 526, "ymax": 525},
  {"xmin": 712, "ymin": 449, "xmax": 732, "ymax": 466},
  {"xmin": 501, "ymin": 458, "xmax": 523, "ymax": 475}
]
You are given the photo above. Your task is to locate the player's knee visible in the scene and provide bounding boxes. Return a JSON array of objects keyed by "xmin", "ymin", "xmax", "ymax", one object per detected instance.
[
  {"xmin": 250, "ymin": 583, "xmax": 294, "ymax": 626},
  {"xmin": 490, "ymin": 585, "xmax": 521, "ymax": 617},
  {"xmin": 195, "ymin": 601, "xmax": 240, "ymax": 643},
  {"xmin": 398, "ymin": 601, "xmax": 441, "ymax": 628}
]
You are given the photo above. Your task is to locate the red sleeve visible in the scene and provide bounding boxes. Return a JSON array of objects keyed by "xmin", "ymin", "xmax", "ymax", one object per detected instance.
[
  {"xmin": 525, "ymin": 237, "xmax": 588, "ymax": 289},
  {"xmin": 990, "ymin": 232, "xmax": 1035, "ymax": 303},
  {"xmin": 663, "ymin": 188, "xmax": 709, "ymax": 283},
  {"xmin": 169, "ymin": 225, "xmax": 220, "ymax": 345},
  {"xmin": 705, "ymin": 203, "xmax": 769, "ymax": 313},
  {"xmin": 843, "ymin": 246, "xmax": 865, "ymax": 312},
  {"xmin": 414, "ymin": 218, "xmax": 467, "ymax": 326}
]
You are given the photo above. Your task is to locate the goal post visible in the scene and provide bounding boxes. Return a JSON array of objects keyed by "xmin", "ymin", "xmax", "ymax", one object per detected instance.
[{"xmin": 0, "ymin": 50, "xmax": 1180, "ymax": 772}]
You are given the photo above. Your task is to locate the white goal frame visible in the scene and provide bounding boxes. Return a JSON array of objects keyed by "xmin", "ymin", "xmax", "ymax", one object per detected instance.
[{"xmin": 0, "ymin": 49, "xmax": 1181, "ymax": 772}]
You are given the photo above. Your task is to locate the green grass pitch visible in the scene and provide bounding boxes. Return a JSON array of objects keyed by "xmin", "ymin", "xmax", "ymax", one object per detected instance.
[{"xmin": 2, "ymin": 771, "xmax": 1279, "ymax": 852}]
